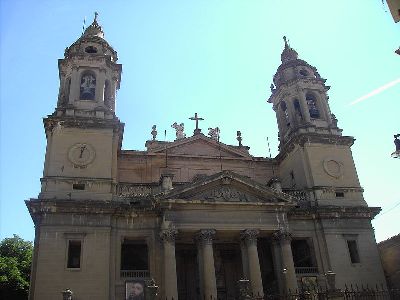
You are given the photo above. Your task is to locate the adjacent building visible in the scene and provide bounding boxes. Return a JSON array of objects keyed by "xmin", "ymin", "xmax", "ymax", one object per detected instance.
[{"xmin": 26, "ymin": 16, "xmax": 387, "ymax": 300}]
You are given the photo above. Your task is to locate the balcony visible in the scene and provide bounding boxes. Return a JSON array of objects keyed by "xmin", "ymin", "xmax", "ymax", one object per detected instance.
[
  {"xmin": 295, "ymin": 267, "xmax": 319, "ymax": 275},
  {"xmin": 120, "ymin": 269, "xmax": 150, "ymax": 279}
]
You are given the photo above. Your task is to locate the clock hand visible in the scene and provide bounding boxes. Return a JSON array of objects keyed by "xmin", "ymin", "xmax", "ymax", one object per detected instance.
[{"xmin": 79, "ymin": 145, "xmax": 87, "ymax": 158}]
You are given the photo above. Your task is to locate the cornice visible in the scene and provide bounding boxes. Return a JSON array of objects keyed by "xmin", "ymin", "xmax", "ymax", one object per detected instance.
[
  {"xmin": 25, "ymin": 198, "xmax": 160, "ymax": 225},
  {"xmin": 43, "ymin": 115, "xmax": 124, "ymax": 133},
  {"xmin": 288, "ymin": 206, "xmax": 381, "ymax": 220},
  {"xmin": 276, "ymin": 133, "xmax": 355, "ymax": 162},
  {"xmin": 269, "ymin": 76, "xmax": 328, "ymax": 103}
]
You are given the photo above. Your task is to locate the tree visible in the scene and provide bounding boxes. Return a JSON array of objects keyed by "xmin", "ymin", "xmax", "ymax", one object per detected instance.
[{"xmin": 0, "ymin": 234, "xmax": 33, "ymax": 300}]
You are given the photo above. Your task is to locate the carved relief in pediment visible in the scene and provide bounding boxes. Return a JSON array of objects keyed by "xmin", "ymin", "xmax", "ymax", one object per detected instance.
[{"xmin": 194, "ymin": 186, "xmax": 258, "ymax": 202}]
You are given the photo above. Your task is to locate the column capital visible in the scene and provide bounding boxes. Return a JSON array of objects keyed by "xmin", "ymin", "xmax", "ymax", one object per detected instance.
[
  {"xmin": 272, "ymin": 230, "xmax": 292, "ymax": 242},
  {"xmin": 160, "ymin": 227, "xmax": 178, "ymax": 243},
  {"xmin": 240, "ymin": 229, "xmax": 260, "ymax": 245},
  {"xmin": 196, "ymin": 229, "xmax": 216, "ymax": 245}
]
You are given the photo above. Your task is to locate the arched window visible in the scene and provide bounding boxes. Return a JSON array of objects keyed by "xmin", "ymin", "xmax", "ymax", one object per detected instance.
[
  {"xmin": 280, "ymin": 101, "xmax": 290, "ymax": 127},
  {"xmin": 306, "ymin": 93, "xmax": 320, "ymax": 119},
  {"xmin": 80, "ymin": 72, "xmax": 96, "ymax": 100},
  {"xmin": 293, "ymin": 99, "xmax": 303, "ymax": 121}
]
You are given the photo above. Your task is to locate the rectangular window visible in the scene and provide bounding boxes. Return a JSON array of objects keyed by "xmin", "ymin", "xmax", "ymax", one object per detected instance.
[
  {"xmin": 347, "ymin": 240, "xmax": 360, "ymax": 263},
  {"xmin": 67, "ymin": 240, "xmax": 81, "ymax": 268},
  {"xmin": 73, "ymin": 183, "xmax": 85, "ymax": 190},
  {"xmin": 335, "ymin": 192, "xmax": 344, "ymax": 198},
  {"xmin": 121, "ymin": 240, "xmax": 148, "ymax": 271},
  {"xmin": 291, "ymin": 239, "xmax": 315, "ymax": 267}
]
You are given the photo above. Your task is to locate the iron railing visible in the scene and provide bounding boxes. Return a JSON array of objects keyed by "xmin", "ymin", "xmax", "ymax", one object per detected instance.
[
  {"xmin": 295, "ymin": 267, "xmax": 319, "ymax": 274},
  {"xmin": 120, "ymin": 269, "xmax": 150, "ymax": 278}
]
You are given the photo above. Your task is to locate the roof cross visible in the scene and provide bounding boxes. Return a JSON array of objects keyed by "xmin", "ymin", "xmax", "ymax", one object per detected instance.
[{"xmin": 189, "ymin": 112, "xmax": 204, "ymax": 135}]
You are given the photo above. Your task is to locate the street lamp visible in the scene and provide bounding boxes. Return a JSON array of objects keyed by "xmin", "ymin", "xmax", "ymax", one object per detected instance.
[{"xmin": 391, "ymin": 134, "xmax": 400, "ymax": 158}]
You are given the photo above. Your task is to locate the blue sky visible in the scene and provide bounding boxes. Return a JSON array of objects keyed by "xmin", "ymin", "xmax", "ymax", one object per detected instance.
[{"xmin": 1, "ymin": 0, "xmax": 399, "ymax": 243}]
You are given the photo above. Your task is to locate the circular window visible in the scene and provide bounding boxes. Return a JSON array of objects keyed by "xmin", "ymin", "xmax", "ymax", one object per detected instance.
[
  {"xmin": 85, "ymin": 46, "xmax": 98, "ymax": 54},
  {"xmin": 299, "ymin": 69, "xmax": 309, "ymax": 76}
]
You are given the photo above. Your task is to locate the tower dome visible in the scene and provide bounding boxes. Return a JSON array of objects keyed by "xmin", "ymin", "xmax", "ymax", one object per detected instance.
[{"xmin": 64, "ymin": 12, "xmax": 118, "ymax": 62}]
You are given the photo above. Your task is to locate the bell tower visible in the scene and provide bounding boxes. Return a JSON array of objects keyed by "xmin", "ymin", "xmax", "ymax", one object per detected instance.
[
  {"xmin": 269, "ymin": 37, "xmax": 366, "ymax": 206},
  {"xmin": 40, "ymin": 13, "xmax": 123, "ymax": 201}
]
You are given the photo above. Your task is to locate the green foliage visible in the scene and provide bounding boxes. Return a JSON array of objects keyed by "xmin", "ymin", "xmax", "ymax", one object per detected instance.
[{"xmin": 0, "ymin": 234, "xmax": 33, "ymax": 300}]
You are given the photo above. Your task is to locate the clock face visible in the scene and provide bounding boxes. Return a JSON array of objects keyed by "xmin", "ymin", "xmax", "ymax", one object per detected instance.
[{"xmin": 68, "ymin": 143, "xmax": 96, "ymax": 167}]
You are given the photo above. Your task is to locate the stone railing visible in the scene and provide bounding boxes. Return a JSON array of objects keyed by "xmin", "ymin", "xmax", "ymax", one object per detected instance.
[
  {"xmin": 282, "ymin": 189, "xmax": 310, "ymax": 207},
  {"xmin": 120, "ymin": 269, "xmax": 150, "ymax": 278},
  {"xmin": 117, "ymin": 184, "xmax": 155, "ymax": 198},
  {"xmin": 295, "ymin": 266, "xmax": 319, "ymax": 274}
]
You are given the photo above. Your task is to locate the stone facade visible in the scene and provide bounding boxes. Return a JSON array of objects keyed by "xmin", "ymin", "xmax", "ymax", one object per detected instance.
[
  {"xmin": 378, "ymin": 234, "xmax": 400, "ymax": 289},
  {"xmin": 26, "ymin": 17, "xmax": 387, "ymax": 300}
]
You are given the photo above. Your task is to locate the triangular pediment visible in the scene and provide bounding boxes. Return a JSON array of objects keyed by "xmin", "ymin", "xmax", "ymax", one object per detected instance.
[
  {"xmin": 151, "ymin": 134, "xmax": 250, "ymax": 158},
  {"xmin": 163, "ymin": 170, "xmax": 293, "ymax": 204}
]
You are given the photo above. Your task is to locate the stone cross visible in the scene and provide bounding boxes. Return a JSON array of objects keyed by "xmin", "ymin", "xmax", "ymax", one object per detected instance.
[{"xmin": 189, "ymin": 113, "xmax": 204, "ymax": 135}]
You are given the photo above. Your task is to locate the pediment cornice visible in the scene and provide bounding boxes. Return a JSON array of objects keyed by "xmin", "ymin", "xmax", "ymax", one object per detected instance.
[
  {"xmin": 148, "ymin": 134, "xmax": 251, "ymax": 158},
  {"xmin": 161, "ymin": 170, "xmax": 293, "ymax": 204}
]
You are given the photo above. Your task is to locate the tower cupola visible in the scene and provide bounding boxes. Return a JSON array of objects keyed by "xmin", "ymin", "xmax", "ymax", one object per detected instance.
[
  {"xmin": 268, "ymin": 37, "xmax": 342, "ymax": 149},
  {"xmin": 56, "ymin": 12, "xmax": 122, "ymax": 118}
]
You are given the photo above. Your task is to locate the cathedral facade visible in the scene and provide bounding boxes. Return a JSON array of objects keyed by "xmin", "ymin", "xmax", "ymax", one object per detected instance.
[{"xmin": 26, "ymin": 16, "xmax": 386, "ymax": 300}]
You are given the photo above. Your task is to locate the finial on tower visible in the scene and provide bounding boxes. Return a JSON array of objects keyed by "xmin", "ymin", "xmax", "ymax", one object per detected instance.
[
  {"xmin": 82, "ymin": 12, "xmax": 104, "ymax": 38},
  {"xmin": 281, "ymin": 35, "xmax": 298, "ymax": 63},
  {"xmin": 283, "ymin": 36, "xmax": 289, "ymax": 48}
]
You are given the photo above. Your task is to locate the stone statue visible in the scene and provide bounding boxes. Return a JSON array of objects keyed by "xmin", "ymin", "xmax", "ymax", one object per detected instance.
[
  {"xmin": 208, "ymin": 127, "xmax": 220, "ymax": 141},
  {"xmin": 331, "ymin": 114, "xmax": 338, "ymax": 127},
  {"xmin": 80, "ymin": 74, "xmax": 96, "ymax": 99},
  {"xmin": 395, "ymin": 134, "xmax": 400, "ymax": 151},
  {"xmin": 151, "ymin": 125, "xmax": 157, "ymax": 141},
  {"xmin": 237, "ymin": 131, "xmax": 243, "ymax": 146},
  {"xmin": 171, "ymin": 122, "xmax": 186, "ymax": 140}
]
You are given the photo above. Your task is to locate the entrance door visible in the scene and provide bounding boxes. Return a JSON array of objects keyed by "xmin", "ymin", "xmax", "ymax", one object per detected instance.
[
  {"xmin": 176, "ymin": 245, "xmax": 199, "ymax": 300},
  {"xmin": 214, "ymin": 244, "xmax": 243, "ymax": 300}
]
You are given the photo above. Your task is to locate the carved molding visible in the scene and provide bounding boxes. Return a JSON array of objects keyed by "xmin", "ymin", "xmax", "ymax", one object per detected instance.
[{"xmin": 196, "ymin": 229, "xmax": 216, "ymax": 245}]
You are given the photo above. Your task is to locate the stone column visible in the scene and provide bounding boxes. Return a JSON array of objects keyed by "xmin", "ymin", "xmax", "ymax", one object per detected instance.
[
  {"xmin": 160, "ymin": 228, "xmax": 178, "ymax": 300},
  {"xmin": 240, "ymin": 241, "xmax": 249, "ymax": 279},
  {"xmin": 69, "ymin": 66, "xmax": 80, "ymax": 103},
  {"xmin": 109, "ymin": 77, "xmax": 117, "ymax": 111},
  {"xmin": 299, "ymin": 91, "xmax": 311, "ymax": 123},
  {"xmin": 272, "ymin": 231, "xmax": 298, "ymax": 292},
  {"xmin": 271, "ymin": 237, "xmax": 283, "ymax": 293},
  {"xmin": 96, "ymin": 68, "xmax": 106, "ymax": 104},
  {"xmin": 196, "ymin": 229, "xmax": 217, "ymax": 300},
  {"xmin": 285, "ymin": 100, "xmax": 296, "ymax": 128},
  {"xmin": 240, "ymin": 229, "xmax": 264, "ymax": 298},
  {"xmin": 318, "ymin": 92, "xmax": 333, "ymax": 125}
]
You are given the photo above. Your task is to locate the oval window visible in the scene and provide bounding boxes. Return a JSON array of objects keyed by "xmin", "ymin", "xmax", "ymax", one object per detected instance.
[
  {"xmin": 299, "ymin": 69, "xmax": 309, "ymax": 76},
  {"xmin": 85, "ymin": 46, "xmax": 98, "ymax": 54}
]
